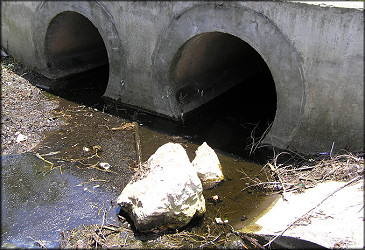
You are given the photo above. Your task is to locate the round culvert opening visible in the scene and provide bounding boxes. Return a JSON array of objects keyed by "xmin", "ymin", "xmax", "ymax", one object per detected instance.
[
  {"xmin": 45, "ymin": 11, "xmax": 109, "ymax": 96},
  {"xmin": 170, "ymin": 32, "xmax": 277, "ymax": 157}
]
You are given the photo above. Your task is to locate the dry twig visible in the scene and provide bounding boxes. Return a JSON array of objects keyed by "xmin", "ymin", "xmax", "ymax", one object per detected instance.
[{"xmin": 240, "ymin": 150, "xmax": 363, "ymax": 195}]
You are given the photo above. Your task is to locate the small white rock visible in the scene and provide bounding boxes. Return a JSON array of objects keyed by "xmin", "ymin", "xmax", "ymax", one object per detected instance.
[
  {"xmin": 16, "ymin": 134, "xmax": 27, "ymax": 143},
  {"xmin": 117, "ymin": 142, "xmax": 206, "ymax": 232},
  {"xmin": 83, "ymin": 147, "xmax": 91, "ymax": 152},
  {"xmin": 192, "ymin": 142, "xmax": 224, "ymax": 189}
]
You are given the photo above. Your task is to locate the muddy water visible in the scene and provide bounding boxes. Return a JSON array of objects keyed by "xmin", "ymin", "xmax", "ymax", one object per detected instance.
[
  {"xmin": 1, "ymin": 97, "xmax": 137, "ymax": 248},
  {"xmin": 1, "ymin": 153, "xmax": 123, "ymax": 248},
  {"xmin": 1, "ymin": 71, "xmax": 278, "ymax": 248}
]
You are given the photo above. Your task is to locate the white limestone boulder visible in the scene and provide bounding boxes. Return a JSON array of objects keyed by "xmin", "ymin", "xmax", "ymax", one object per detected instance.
[
  {"xmin": 192, "ymin": 142, "xmax": 224, "ymax": 189},
  {"xmin": 117, "ymin": 142, "xmax": 206, "ymax": 233}
]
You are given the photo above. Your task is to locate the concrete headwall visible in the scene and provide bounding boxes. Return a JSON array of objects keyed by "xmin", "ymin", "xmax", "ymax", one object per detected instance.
[{"xmin": 1, "ymin": 1, "xmax": 363, "ymax": 154}]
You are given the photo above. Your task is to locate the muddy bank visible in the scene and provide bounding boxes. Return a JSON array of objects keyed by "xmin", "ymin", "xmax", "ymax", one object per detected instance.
[
  {"xmin": 1, "ymin": 56, "xmax": 63, "ymax": 155},
  {"xmin": 1, "ymin": 55, "xmax": 136, "ymax": 248}
]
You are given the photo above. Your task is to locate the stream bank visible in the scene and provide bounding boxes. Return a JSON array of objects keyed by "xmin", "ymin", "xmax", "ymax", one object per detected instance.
[
  {"xmin": 1, "ymin": 54, "xmax": 363, "ymax": 249},
  {"xmin": 1, "ymin": 54, "xmax": 277, "ymax": 248}
]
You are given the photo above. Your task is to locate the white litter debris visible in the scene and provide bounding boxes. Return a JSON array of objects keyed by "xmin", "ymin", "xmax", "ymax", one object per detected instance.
[
  {"xmin": 212, "ymin": 195, "xmax": 219, "ymax": 201},
  {"xmin": 16, "ymin": 134, "xmax": 27, "ymax": 143},
  {"xmin": 99, "ymin": 162, "xmax": 111, "ymax": 170},
  {"xmin": 215, "ymin": 217, "xmax": 228, "ymax": 224},
  {"xmin": 215, "ymin": 217, "xmax": 224, "ymax": 224}
]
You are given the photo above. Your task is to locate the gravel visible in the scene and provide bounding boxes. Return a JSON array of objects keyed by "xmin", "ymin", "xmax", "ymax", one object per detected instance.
[{"xmin": 1, "ymin": 55, "xmax": 63, "ymax": 155}]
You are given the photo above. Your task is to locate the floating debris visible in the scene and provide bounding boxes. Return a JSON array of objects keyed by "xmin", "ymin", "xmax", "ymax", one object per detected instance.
[
  {"xmin": 39, "ymin": 151, "xmax": 60, "ymax": 157},
  {"xmin": 215, "ymin": 218, "xmax": 223, "ymax": 224},
  {"xmin": 99, "ymin": 162, "xmax": 111, "ymax": 170},
  {"xmin": 108, "ymin": 122, "xmax": 135, "ymax": 131},
  {"xmin": 215, "ymin": 217, "xmax": 228, "ymax": 225},
  {"xmin": 207, "ymin": 195, "xmax": 222, "ymax": 205},
  {"xmin": 92, "ymin": 145, "xmax": 102, "ymax": 152},
  {"xmin": 212, "ymin": 195, "xmax": 219, "ymax": 201}
]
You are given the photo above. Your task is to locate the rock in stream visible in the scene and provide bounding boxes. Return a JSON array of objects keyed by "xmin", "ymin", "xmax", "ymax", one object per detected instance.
[{"xmin": 117, "ymin": 142, "xmax": 206, "ymax": 233}]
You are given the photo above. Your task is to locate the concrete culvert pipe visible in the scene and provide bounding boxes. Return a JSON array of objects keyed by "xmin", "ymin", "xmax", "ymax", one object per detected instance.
[
  {"xmin": 45, "ymin": 11, "xmax": 109, "ymax": 79},
  {"xmin": 170, "ymin": 31, "xmax": 276, "ymax": 117}
]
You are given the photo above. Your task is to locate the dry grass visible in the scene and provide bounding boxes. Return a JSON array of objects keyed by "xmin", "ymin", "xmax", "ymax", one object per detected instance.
[
  {"xmin": 240, "ymin": 151, "xmax": 364, "ymax": 195},
  {"xmin": 60, "ymin": 221, "xmax": 267, "ymax": 249},
  {"xmin": 60, "ymin": 224, "xmax": 136, "ymax": 249}
]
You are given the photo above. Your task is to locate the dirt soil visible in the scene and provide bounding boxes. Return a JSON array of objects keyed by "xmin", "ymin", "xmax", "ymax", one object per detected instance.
[
  {"xmin": 1, "ymin": 56, "xmax": 63, "ymax": 155},
  {"xmin": 1, "ymin": 53, "xmax": 364, "ymax": 249}
]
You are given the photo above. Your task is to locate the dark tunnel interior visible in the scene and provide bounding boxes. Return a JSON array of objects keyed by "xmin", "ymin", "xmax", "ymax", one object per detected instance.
[{"xmin": 42, "ymin": 27, "xmax": 277, "ymax": 159}]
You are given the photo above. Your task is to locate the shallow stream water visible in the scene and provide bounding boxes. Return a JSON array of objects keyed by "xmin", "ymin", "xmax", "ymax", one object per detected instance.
[{"xmin": 1, "ymin": 69, "xmax": 279, "ymax": 248}]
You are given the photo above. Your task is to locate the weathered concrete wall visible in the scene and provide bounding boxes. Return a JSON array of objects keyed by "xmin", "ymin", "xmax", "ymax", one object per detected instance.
[
  {"xmin": 1, "ymin": 1, "xmax": 39, "ymax": 65},
  {"xmin": 1, "ymin": 1, "xmax": 363, "ymax": 154},
  {"xmin": 243, "ymin": 1, "xmax": 364, "ymax": 153}
]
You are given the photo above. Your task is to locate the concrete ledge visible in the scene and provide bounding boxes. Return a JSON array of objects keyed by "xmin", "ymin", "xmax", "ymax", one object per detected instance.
[
  {"xmin": 292, "ymin": 1, "xmax": 364, "ymax": 9},
  {"xmin": 255, "ymin": 180, "xmax": 364, "ymax": 248}
]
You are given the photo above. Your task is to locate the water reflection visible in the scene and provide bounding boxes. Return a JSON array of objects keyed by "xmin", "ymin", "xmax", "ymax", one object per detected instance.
[{"xmin": 1, "ymin": 153, "xmax": 123, "ymax": 248}]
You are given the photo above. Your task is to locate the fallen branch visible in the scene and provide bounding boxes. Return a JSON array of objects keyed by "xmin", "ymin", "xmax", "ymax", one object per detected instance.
[
  {"xmin": 35, "ymin": 153, "xmax": 54, "ymax": 168},
  {"xmin": 268, "ymin": 162, "xmax": 288, "ymax": 201},
  {"xmin": 134, "ymin": 121, "xmax": 142, "ymax": 170},
  {"xmin": 241, "ymin": 181, "xmax": 294, "ymax": 192},
  {"xmin": 35, "ymin": 152, "xmax": 63, "ymax": 174},
  {"xmin": 199, "ymin": 232, "xmax": 222, "ymax": 248},
  {"xmin": 101, "ymin": 225, "xmax": 122, "ymax": 232},
  {"xmin": 28, "ymin": 236, "xmax": 47, "ymax": 249},
  {"xmin": 224, "ymin": 223, "xmax": 264, "ymax": 249},
  {"xmin": 76, "ymin": 178, "xmax": 108, "ymax": 187},
  {"xmin": 39, "ymin": 151, "xmax": 60, "ymax": 157},
  {"xmin": 250, "ymin": 122, "xmax": 273, "ymax": 156}
]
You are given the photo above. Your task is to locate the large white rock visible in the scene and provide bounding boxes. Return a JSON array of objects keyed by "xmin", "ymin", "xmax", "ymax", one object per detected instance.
[
  {"xmin": 192, "ymin": 142, "xmax": 224, "ymax": 189},
  {"xmin": 117, "ymin": 142, "xmax": 206, "ymax": 233}
]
